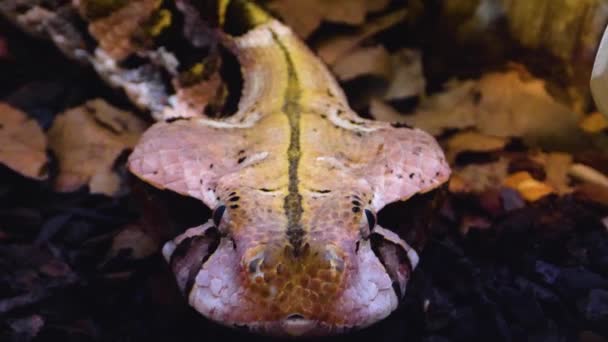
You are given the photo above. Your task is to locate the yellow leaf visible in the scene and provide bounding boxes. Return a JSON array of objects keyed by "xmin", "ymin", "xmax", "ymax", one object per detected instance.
[
  {"xmin": 580, "ymin": 112, "xmax": 608, "ymax": 133},
  {"xmin": 503, "ymin": 171, "xmax": 555, "ymax": 202}
]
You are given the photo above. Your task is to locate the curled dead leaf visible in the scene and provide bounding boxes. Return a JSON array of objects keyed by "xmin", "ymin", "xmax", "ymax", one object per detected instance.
[
  {"xmin": 48, "ymin": 99, "xmax": 147, "ymax": 196},
  {"xmin": 0, "ymin": 103, "xmax": 48, "ymax": 180}
]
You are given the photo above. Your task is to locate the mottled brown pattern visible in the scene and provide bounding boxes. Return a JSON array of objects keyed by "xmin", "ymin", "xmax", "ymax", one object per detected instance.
[{"xmin": 86, "ymin": 0, "xmax": 162, "ymax": 61}]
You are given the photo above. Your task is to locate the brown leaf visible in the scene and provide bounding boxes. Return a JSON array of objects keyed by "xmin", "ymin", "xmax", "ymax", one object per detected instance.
[
  {"xmin": 450, "ymin": 157, "xmax": 509, "ymax": 193},
  {"xmin": 350, "ymin": 49, "xmax": 425, "ymax": 105},
  {"xmin": 161, "ymin": 67, "xmax": 224, "ymax": 120},
  {"xmin": 0, "ymin": 103, "xmax": 48, "ymax": 179},
  {"xmin": 319, "ymin": 0, "xmax": 367, "ymax": 25},
  {"xmin": 267, "ymin": 1, "xmax": 322, "ymax": 39},
  {"xmin": 503, "ymin": 171, "xmax": 555, "ymax": 202},
  {"xmin": 531, "ymin": 152, "xmax": 574, "ymax": 195},
  {"xmin": 366, "ymin": 0, "xmax": 391, "ymax": 12},
  {"xmin": 48, "ymin": 99, "xmax": 147, "ymax": 195},
  {"xmin": 316, "ymin": 9, "xmax": 407, "ymax": 65},
  {"xmin": 380, "ymin": 69, "xmax": 588, "ymax": 151},
  {"xmin": 369, "ymin": 98, "xmax": 406, "ymax": 123},
  {"xmin": 445, "ymin": 131, "xmax": 507, "ymax": 164},
  {"xmin": 84, "ymin": 0, "xmax": 163, "ymax": 61},
  {"xmin": 384, "ymin": 48, "xmax": 426, "ymax": 100},
  {"xmin": 580, "ymin": 112, "xmax": 608, "ymax": 133},
  {"xmin": 569, "ymin": 163, "xmax": 608, "ymax": 189},
  {"xmin": 268, "ymin": 0, "xmax": 372, "ymax": 38},
  {"xmin": 331, "ymin": 45, "xmax": 391, "ymax": 81},
  {"xmin": 106, "ymin": 224, "xmax": 159, "ymax": 262},
  {"xmin": 371, "ymin": 79, "xmax": 478, "ymax": 130}
]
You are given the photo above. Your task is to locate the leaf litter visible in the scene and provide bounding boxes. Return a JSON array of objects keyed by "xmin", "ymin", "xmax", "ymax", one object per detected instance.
[
  {"xmin": 1, "ymin": 1, "xmax": 608, "ymax": 341},
  {"xmin": 48, "ymin": 99, "xmax": 147, "ymax": 196}
]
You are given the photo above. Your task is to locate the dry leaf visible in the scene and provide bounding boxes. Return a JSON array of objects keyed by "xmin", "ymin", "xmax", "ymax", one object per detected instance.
[
  {"xmin": 445, "ymin": 131, "xmax": 507, "ymax": 164},
  {"xmin": 580, "ymin": 112, "xmax": 608, "ymax": 133},
  {"xmin": 450, "ymin": 158, "xmax": 509, "ymax": 193},
  {"xmin": 84, "ymin": 0, "xmax": 163, "ymax": 61},
  {"xmin": 569, "ymin": 164, "xmax": 608, "ymax": 189},
  {"xmin": 384, "ymin": 48, "xmax": 426, "ymax": 100},
  {"xmin": 316, "ymin": 9, "xmax": 407, "ymax": 65},
  {"xmin": 0, "ymin": 103, "xmax": 48, "ymax": 180},
  {"xmin": 371, "ymin": 79, "xmax": 478, "ymax": 130},
  {"xmin": 448, "ymin": 174, "xmax": 469, "ymax": 193},
  {"xmin": 268, "ymin": 0, "xmax": 390, "ymax": 38},
  {"xmin": 531, "ymin": 152, "xmax": 574, "ymax": 195},
  {"xmin": 267, "ymin": 1, "xmax": 321, "ymax": 38},
  {"xmin": 366, "ymin": 0, "xmax": 391, "ymax": 12},
  {"xmin": 503, "ymin": 171, "xmax": 555, "ymax": 202},
  {"xmin": 380, "ymin": 70, "xmax": 587, "ymax": 150},
  {"xmin": 268, "ymin": 0, "xmax": 365, "ymax": 38},
  {"xmin": 48, "ymin": 99, "xmax": 147, "ymax": 195},
  {"xmin": 369, "ymin": 98, "xmax": 407, "ymax": 123},
  {"xmin": 161, "ymin": 68, "xmax": 224, "ymax": 120},
  {"xmin": 106, "ymin": 224, "xmax": 159, "ymax": 261},
  {"xmin": 331, "ymin": 45, "xmax": 391, "ymax": 81}
]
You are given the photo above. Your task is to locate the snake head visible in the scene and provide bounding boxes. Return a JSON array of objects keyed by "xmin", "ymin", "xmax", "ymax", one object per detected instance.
[
  {"xmin": 160, "ymin": 184, "xmax": 423, "ymax": 337},
  {"xmin": 126, "ymin": 18, "xmax": 450, "ymax": 335}
]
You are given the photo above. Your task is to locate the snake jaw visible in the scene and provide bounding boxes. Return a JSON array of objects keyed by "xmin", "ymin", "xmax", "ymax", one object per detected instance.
[
  {"xmin": 161, "ymin": 224, "xmax": 400, "ymax": 336},
  {"xmin": 371, "ymin": 225, "xmax": 420, "ymax": 299},
  {"xmin": 157, "ymin": 193, "xmax": 421, "ymax": 336},
  {"xmin": 166, "ymin": 230, "xmax": 398, "ymax": 336}
]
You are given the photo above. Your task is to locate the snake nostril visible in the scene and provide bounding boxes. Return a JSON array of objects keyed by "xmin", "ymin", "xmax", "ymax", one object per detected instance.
[{"xmin": 247, "ymin": 256, "xmax": 264, "ymax": 274}]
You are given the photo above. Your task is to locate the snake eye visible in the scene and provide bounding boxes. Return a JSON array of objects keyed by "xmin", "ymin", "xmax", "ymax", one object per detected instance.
[
  {"xmin": 364, "ymin": 209, "xmax": 376, "ymax": 231},
  {"xmin": 213, "ymin": 205, "xmax": 226, "ymax": 227}
]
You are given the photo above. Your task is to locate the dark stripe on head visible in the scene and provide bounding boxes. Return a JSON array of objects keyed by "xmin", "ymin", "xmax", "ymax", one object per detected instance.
[{"xmin": 270, "ymin": 30, "xmax": 305, "ymax": 255}]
